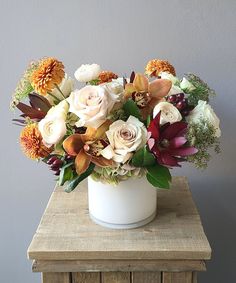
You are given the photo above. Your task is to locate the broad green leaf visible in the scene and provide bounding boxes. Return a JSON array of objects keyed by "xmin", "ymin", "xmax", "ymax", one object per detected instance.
[
  {"xmin": 132, "ymin": 147, "xmax": 156, "ymax": 167},
  {"xmin": 64, "ymin": 163, "xmax": 95, "ymax": 193},
  {"xmin": 146, "ymin": 164, "xmax": 171, "ymax": 189},
  {"xmin": 123, "ymin": 99, "xmax": 141, "ymax": 120},
  {"xmin": 59, "ymin": 162, "xmax": 74, "ymax": 186}
]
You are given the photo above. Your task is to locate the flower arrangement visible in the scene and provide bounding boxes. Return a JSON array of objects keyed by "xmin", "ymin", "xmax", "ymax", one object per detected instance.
[{"xmin": 11, "ymin": 58, "xmax": 221, "ymax": 192}]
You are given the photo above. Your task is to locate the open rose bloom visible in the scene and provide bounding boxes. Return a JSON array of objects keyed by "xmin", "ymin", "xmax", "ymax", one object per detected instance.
[{"xmin": 11, "ymin": 58, "xmax": 221, "ymax": 192}]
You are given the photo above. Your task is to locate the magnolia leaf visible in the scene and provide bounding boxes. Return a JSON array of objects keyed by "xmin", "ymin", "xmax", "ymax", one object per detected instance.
[
  {"xmin": 59, "ymin": 162, "xmax": 74, "ymax": 186},
  {"xmin": 123, "ymin": 99, "xmax": 141, "ymax": 120},
  {"xmin": 132, "ymin": 147, "xmax": 156, "ymax": 167},
  {"xmin": 64, "ymin": 163, "xmax": 95, "ymax": 193},
  {"xmin": 146, "ymin": 164, "xmax": 171, "ymax": 189}
]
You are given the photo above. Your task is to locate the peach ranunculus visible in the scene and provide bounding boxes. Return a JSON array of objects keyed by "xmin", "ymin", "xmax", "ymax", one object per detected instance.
[
  {"xmin": 124, "ymin": 73, "xmax": 172, "ymax": 119},
  {"xmin": 63, "ymin": 120, "xmax": 113, "ymax": 175},
  {"xmin": 67, "ymin": 85, "xmax": 118, "ymax": 128}
]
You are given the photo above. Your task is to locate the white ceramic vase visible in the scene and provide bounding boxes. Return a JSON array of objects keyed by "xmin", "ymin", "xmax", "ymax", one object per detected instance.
[{"xmin": 88, "ymin": 176, "xmax": 157, "ymax": 229}]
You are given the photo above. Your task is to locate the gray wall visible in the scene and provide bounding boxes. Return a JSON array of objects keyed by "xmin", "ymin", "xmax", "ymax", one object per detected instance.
[{"xmin": 0, "ymin": 0, "xmax": 235, "ymax": 282}]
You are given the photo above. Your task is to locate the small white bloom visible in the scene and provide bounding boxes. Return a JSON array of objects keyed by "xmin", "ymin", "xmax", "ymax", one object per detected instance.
[
  {"xmin": 103, "ymin": 78, "xmax": 124, "ymax": 97},
  {"xmin": 180, "ymin": 77, "xmax": 196, "ymax": 92},
  {"xmin": 187, "ymin": 100, "xmax": 221, "ymax": 137},
  {"xmin": 101, "ymin": 116, "xmax": 147, "ymax": 163},
  {"xmin": 67, "ymin": 85, "xmax": 118, "ymax": 128},
  {"xmin": 160, "ymin": 71, "xmax": 180, "ymax": 85},
  {"xmin": 153, "ymin": 101, "xmax": 182, "ymax": 125},
  {"xmin": 74, "ymin": 64, "xmax": 101, "ymax": 82},
  {"xmin": 38, "ymin": 100, "xmax": 69, "ymax": 147}
]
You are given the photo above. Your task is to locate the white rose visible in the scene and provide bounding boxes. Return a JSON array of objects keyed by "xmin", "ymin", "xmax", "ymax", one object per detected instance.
[
  {"xmin": 104, "ymin": 78, "xmax": 124, "ymax": 97},
  {"xmin": 153, "ymin": 102, "xmax": 182, "ymax": 125},
  {"xmin": 187, "ymin": 100, "xmax": 221, "ymax": 137},
  {"xmin": 160, "ymin": 71, "xmax": 180, "ymax": 85},
  {"xmin": 38, "ymin": 100, "xmax": 69, "ymax": 147},
  {"xmin": 67, "ymin": 85, "xmax": 117, "ymax": 128},
  {"xmin": 74, "ymin": 64, "xmax": 101, "ymax": 82},
  {"xmin": 180, "ymin": 77, "xmax": 196, "ymax": 92},
  {"xmin": 101, "ymin": 116, "xmax": 148, "ymax": 163}
]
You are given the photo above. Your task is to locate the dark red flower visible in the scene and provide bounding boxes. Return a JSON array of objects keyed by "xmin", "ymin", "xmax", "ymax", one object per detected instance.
[{"xmin": 147, "ymin": 112, "xmax": 197, "ymax": 167}]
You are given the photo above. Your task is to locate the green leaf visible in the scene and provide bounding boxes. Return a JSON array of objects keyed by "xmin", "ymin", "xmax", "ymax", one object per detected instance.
[
  {"xmin": 146, "ymin": 115, "xmax": 151, "ymax": 127},
  {"xmin": 146, "ymin": 164, "xmax": 171, "ymax": 189},
  {"xmin": 64, "ymin": 163, "xmax": 95, "ymax": 193},
  {"xmin": 131, "ymin": 147, "xmax": 156, "ymax": 167},
  {"xmin": 59, "ymin": 162, "xmax": 74, "ymax": 186},
  {"xmin": 123, "ymin": 99, "xmax": 141, "ymax": 120}
]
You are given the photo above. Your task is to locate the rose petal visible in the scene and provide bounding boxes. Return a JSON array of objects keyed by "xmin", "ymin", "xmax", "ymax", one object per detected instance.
[
  {"xmin": 101, "ymin": 145, "xmax": 114, "ymax": 160},
  {"xmin": 75, "ymin": 149, "xmax": 92, "ymax": 175},
  {"xmin": 133, "ymin": 73, "xmax": 149, "ymax": 92},
  {"xmin": 148, "ymin": 79, "xmax": 172, "ymax": 98},
  {"xmin": 63, "ymin": 134, "xmax": 84, "ymax": 156}
]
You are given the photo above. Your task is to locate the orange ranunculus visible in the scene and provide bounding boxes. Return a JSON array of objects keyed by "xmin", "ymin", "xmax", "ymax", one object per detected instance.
[
  {"xmin": 63, "ymin": 120, "xmax": 113, "ymax": 175},
  {"xmin": 124, "ymin": 73, "xmax": 172, "ymax": 119},
  {"xmin": 145, "ymin": 59, "xmax": 176, "ymax": 77}
]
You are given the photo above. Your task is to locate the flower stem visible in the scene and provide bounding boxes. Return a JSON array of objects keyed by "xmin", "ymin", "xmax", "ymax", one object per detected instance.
[
  {"xmin": 54, "ymin": 84, "xmax": 66, "ymax": 99},
  {"xmin": 47, "ymin": 92, "xmax": 60, "ymax": 104}
]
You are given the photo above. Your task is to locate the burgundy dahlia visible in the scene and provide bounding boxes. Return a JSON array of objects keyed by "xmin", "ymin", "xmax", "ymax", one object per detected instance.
[{"xmin": 147, "ymin": 112, "xmax": 198, "ymax": 167}]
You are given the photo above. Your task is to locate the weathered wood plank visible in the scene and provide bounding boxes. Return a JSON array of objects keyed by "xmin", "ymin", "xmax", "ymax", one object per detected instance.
[
  {"xmin": 28, "ymin": 177, "xmax": 211, "ymax": 261},
  {"xmin": 41, "ymin": 272, "xmax": 70, "ymax": 283},
  {"xmin": 101, "ymin": 272, "xmax": 130, "ymax": 283},
  {"xmin": 33, "ymin": 259, "xmax": 206, "ymax": 273},
  {"xmin": 132, "ymin": 271, "xmax": 161, "ymax": 283},
  {"xmin": 72, "ymin": 272, "xmax": 100, "ymax": 283},
  {"xmin": 162, "ymin": 272, "xmax": 192, "ymax": 283},
  {"xmin": 192, "ymin": 272, "xmax": 197, "ymax": 283}
]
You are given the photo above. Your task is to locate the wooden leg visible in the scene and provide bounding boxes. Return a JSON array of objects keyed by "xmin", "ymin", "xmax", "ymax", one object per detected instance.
[
  {"xmin": 192, "ymin": 272, "xmax": 198, "ymax": 283},
  {"xmin": 162, "ymin": 272, "xmax": 192, "ymax": 283},
  {"xmin": 72, "ymin": 272, "xmax": 100, "ymax": 282},
  {"xmin": 101, "ymin": 272, "xmax": 130, "ymax": 283},
  {"xmin": 42, "ymin": 272, "xmax": 70, "ymax": 283},
  {"xmin": 132, "ymin": 272, "xmax": 161, "ymax": 283}
]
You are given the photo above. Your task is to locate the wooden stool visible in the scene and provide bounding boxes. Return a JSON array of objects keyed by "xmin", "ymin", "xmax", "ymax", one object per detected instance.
[{"xmin": 28, "ymin": 177, "xmax": 211, "ymax": 283}]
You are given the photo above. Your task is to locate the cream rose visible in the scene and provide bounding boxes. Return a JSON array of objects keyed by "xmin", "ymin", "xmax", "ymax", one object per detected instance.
[
  {"xmin": 153, "ymin": 101, "xmax": 182, "ymax": 125},
  {"xmin": 187, "ymin": 100, "xmax": 221, "ymax": 137},
  {"xmin": 101, "ymin": 116, "xmax": 148, "ymax": 163},
  {"xmin": 103, "ymin": 78, "xmax": 124, "ymax": 98},
  {"xmin": 180, "ymin": 77, "xmax": 196, "ymax": 92},
  {"xmin": 74, "ymin": 63, "xmax": 101, "ymax": 82},
  {"xmin": 67, "ymin": 85, "xmax": 117, "ymax": 128},
  {"xmin": 160, "ymin": 71, "xmax": 180, "ymax": 85},
  {"xmin": 38, "ymin": 100, "xmax": 69, "ymax": 147}
]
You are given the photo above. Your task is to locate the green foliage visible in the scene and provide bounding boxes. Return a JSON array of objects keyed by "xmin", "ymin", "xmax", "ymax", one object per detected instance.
[
  {"xmin": 88, "ymin": 79, "xmax": 100, "ymax": 85},
  {"xmin": 64, "ymin": 163, "xmax": 95, "ymax": 193},
  {"xmin": 186, "ymin": 73, "xmax": 217, "ymax": 106},
  {"xmin": 131, "ymin": 147, "xmax": 156, "ymax": 167},
  {"xmin": 10, "ymin": 61, "xmax": 39, "ymax": 109},
  {"xmin": 59, "ymin": 162, "xmax": 74, "ymax": 186},
  {"xmin": 123, "ymin": 99, "xmax": 142, "ymax": 120},
  {"xmin": 146, "ymin": 164, "xmax": 171, "ymax": 189},
  {"xmin": 186, "ymin": 118, "xmax": 220, "ymax": 169},
  {"xmin": 107, "ymin": 108, "xmax": 127, "ymax": 121}
]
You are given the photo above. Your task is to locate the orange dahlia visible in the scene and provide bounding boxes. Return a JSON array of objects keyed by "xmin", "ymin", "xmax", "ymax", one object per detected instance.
[
  {"xmin": 30, "ymin": 58, "xmax": 65, "ymax": 96},
  {"xmin": 145, "ymin": 59, "xmax": 176, "ymax": 77},
  {"xmin": 20, "ymin": 123, "xmax": 51, "ymax": 160},
  {"xmin": 98, "ymin": 71, "xmax": 118, "ymax": 84}
]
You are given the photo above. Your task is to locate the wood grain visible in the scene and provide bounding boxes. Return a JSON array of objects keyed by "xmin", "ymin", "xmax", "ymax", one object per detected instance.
[
  {"xmin": 162, "ymin": 272, "xmax": 192, "ymax": 283},
  {"xmin": 32, "ymin": 259, "xmax": 206, "ymax": 273},
  {"xmin": 132, "ymin": 272, "xmax": 161, "ymax": 283},
  {"xmin": 101, "ymin": 272, "xmax": 130, "ymax": 283},
  {"xmin": 41, "ymin": 272, "xmax": 70, "ymax": 283},
  {"xmin": 72, "ymin": 272, "xmax": 100, "ymax": 283},
  {"xmin": 192, "ymin": 272, "xmax": 198, "ymax": 283},
  {"xmin": 28, "ymin": 177, "xmax": 211, "ymax": 261}
]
